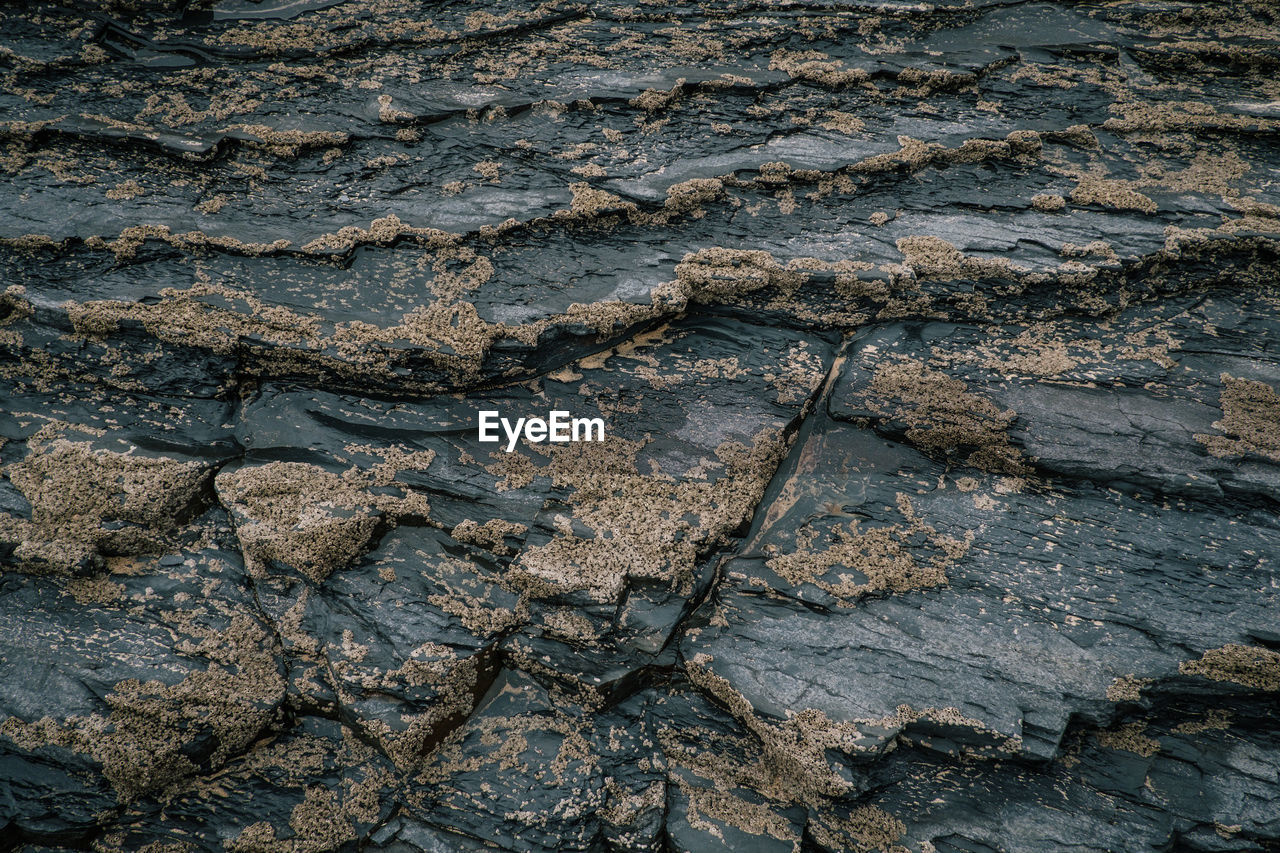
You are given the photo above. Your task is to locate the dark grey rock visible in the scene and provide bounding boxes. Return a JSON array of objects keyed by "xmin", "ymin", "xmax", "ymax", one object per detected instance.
[{"xmin": 3, "ymin": 0, "xmax": 1280, "ymax": 850}]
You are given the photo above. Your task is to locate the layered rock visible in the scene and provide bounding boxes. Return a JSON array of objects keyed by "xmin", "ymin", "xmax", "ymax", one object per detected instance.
[{"xmin": 3, "ymin": 0, "xmax": 1280, "ymax": 850}]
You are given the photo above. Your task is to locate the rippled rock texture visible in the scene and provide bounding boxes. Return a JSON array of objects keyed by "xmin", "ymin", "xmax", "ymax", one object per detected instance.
[{"xmin": 3, "ymin": 0, "xmax": 1280, "ymax": 850}]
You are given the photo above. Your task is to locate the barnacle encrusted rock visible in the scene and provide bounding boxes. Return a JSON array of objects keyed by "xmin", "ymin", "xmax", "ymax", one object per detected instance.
[
  {"xmin": 4, "ymin": 0, "xmax": 1280, "ymax": 849},
  {"xmin": 215, "ymin": 459, "xmax": 432, "ymax": 582},
  {"xmin": 513, "ymin": 429, "xmax": 789, "ymax": 601},
  {"xmin": 861, "ymin": 356, "xmax": 1028, "ymax": 475},
  {"xmin": 1180, "ymin": 645, "xmax": 1280, "ymax": 692},
  {"xmin": 2, "ymin": 610, "xmax": 285, "ymax": 803},
  {"xmin": 1195, "ymin": 375, "xmax": 1280, "ymax": 462},
  {"xmin": 1, "ymin": 429, "xmax": 212, "ymax": 573}
]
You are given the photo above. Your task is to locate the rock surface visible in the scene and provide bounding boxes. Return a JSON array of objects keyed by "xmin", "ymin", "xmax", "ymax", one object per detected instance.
[{"xmin": 2, "ymin": 0, "xmax": 1280, "ymax": 851}]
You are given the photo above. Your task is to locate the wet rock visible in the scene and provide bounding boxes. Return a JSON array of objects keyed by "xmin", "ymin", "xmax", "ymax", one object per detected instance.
[
  {"xmin": 104, "ymin": 716, "xmax": 398, "ymax": 853},
  {"xmin": 0, "ymin": 547, "xmax": 285, "ymax": 842},
  {"xmin": 3, "ymin": 0, "xmax": 1280, "ymax": 850}
]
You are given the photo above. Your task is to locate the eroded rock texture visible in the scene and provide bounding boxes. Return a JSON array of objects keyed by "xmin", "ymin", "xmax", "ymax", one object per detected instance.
[{"xmin": 2, "ymin": 0, "xmax": 1279, "ymax": 850}]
